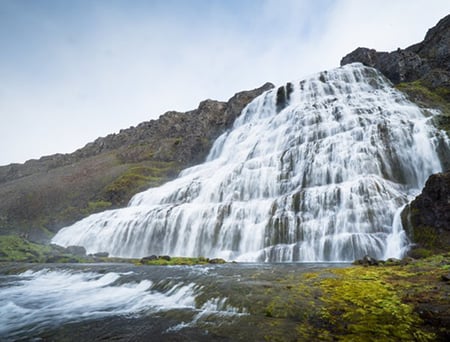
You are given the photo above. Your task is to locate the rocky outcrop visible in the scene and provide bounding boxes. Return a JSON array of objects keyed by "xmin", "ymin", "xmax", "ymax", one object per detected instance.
[
  {"xmin": 402, "ymin": 170, "xmax": 450, "ymax": 257},
  {"xmin": 0, "ymin": 82, "xmax": 273, "ymax": 241},
  {"xmin": 341, "ymin": 14, "xmax": 450, "ymax": 92}
]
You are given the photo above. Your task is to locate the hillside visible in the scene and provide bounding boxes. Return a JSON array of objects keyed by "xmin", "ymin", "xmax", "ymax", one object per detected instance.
[{"xmin": 0, "ymin": 83, "xmax": 273, "ymax": 241}]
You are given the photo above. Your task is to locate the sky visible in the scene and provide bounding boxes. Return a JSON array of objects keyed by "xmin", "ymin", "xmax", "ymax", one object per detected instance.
[{"xmin": 1, "ymin": 0, "xmax": 449, "ymax": 166}]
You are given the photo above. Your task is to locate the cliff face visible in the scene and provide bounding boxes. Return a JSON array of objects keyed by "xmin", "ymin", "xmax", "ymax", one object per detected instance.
[
  {"xmin": 341, "ymin": 14, "xmax": 450, "ymax": 91},
  {"xmin": 0, "ymin": 83, "xmax": 273, "ymax": 241},
  {"xmin": 402, "ymin": 170, "xmax": 450, "ymax": 257},
  {"xmin": 342, "ymin": 14, "xmax": 450, "ymax": 255}
]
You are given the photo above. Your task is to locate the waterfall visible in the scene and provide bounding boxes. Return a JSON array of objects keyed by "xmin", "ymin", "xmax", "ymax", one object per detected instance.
[{"xmin": 52, "ymin": 63, "xmax": 447, "ymax": 261}]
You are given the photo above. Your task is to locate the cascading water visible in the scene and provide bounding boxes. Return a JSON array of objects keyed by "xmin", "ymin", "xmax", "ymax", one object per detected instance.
[{"xmin": 52, "ymin": 63, "xmax": 448, "ymax": 261}]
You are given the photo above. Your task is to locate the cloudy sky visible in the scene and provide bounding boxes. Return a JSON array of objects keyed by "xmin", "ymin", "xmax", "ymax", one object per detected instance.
[{"xmin": 1, "ymin": 0, "xmax": 449, "ymax": 166}]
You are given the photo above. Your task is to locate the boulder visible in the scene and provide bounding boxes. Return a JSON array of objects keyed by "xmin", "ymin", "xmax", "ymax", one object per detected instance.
[
  {"xmin": 93, "ymin": 252, "xmax": 109, "ymax": 258},
  {"xmin": 402, "ymin": 170, "xmax": 450, "ymax": 255},
  {"xmin": 140, "ymin": 255, "xmax": 158, "ymax": 263},
  {"xmin": 208, "ymin": 258, "xmax": 226, "ymax": 264},
  {"xmin": 353, "ymin": 255, "xmax": 379, "ymax": 266},
  {"xmin": 65, "ymin": 245, "xmax": 87, "ymax": 256}
]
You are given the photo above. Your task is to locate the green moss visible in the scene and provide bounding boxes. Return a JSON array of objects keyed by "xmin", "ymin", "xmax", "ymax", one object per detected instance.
[
  {"xmin": 313, "ymin": 268, "xmax": 432, "ymax": 341},
  {"xmin": 261, "ymin": 257, "xmax": 449, "ymax": 341},
  {"xmin": 103, "ymin": 162, "xmax": 178, "ymax": 205},
  {"xmin": 85, "ymin": 200, "xmax": 112, "ymax": 212},
  {"xmin": 396, "ymin": 80, "xmax": 450, "ymax": 134},
  {"xmin": 137, "ymin": 256, "xmax": 223, "ymax": 266},
  {"xmin": 0, "ymin": 235, "xmax": 53, "ymax": 262},
  {"xmin": 408, "ymin": 247, "xmax": 434, "ymax": 259},
  {"xmin": 0, "ymin": 235, "xmax": 91, "ymax": 263},
  {"xmin": 412, "ymin": 225, "xmax": 439, "ymax": 249}
]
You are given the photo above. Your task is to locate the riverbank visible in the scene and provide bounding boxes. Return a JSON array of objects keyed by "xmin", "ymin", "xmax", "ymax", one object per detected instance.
[
  {"xmin": 0, "ymin": 235, "xmax": 225, "ymax": 265},
  {"xmin": 1, "ymin": 235, "xmax": 449, "ymax": 341}
]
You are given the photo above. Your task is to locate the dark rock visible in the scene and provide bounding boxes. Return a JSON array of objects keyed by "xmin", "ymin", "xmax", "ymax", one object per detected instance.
[
  {"xmin": 400, "ymin": 257, "xmax": 415, "ymax": 266},
  {"xmin": 402, "ymin": 170, "xmax": 450, "ymax": 254},
  {"xmin": 93, "ymin": 252, "xmax": 109, "ymax": 258},
  {"xmin": 45, "ymin": 255, "xmax": 80, "ymax": 263},
  {"xmin": 341, "ymin": 14, "xmax": 450, "ymax": 88},
  {"xmin": 208, "ymin": 258, "xmax": 226, "ymax": 264},
  {"xmin": 65, "ymin": 245, "xmax": 87, "ymax": 256},
  {"xmin": 140, "ymin": 255, "xmax": 158, "ymax": 262},
  {"xmin": 159, "ymin": 255, "xmax": 171, "ymax": 261},
  {"xmin": 353, "ymin": 255, "xmax": 379, "ymax": 266}
]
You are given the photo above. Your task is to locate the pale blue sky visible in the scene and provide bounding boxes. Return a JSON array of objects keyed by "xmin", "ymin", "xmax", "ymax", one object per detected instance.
[{"xmin": 1, "ymin": 0, "xmax": 449, "ymax": 165}]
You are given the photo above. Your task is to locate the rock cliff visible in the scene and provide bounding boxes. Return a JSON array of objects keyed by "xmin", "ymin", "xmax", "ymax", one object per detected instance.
[
  {"xmin": 0, "ymin": 83, "xmax": 273, "ymax": 241},
  {"xmin": 341, "ymin": 14, "xmax": 450, "ymax": 91},
  {"xmin": 402, "ymin": 170, "xmax": 450, "ymax": 257}
]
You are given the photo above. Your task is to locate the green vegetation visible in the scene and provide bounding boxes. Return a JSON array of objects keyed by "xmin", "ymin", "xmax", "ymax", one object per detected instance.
[
  {"xmin": 138, "ymin": 256, "xmax": 226, "ymax": 266},
  {"xmin": 260, "ymin": 254, "xmax": 450, "ymax": 341},
  {"xmin": 0, "ymin": 235, "xmax": 227, "ymax": 266},
  {"xmin": 103, "ymin": 162, "xmax": 178, "ymax": 205},
  {"xmin": 0, "ymin": 235, "xmax": 88, "ymax": 263},
  {"xmin": 396, "ymin": 80, "xmax": 450, "ymax": 134}
]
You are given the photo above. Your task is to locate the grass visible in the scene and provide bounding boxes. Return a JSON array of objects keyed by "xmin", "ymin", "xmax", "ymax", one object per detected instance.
[
  {"xmin": 396, "ymin": 80, "xmax": 450, "ymax": 134},
  {"xmin": 103, "ymin": 162, "xmax": 178, "ymax": 205}
]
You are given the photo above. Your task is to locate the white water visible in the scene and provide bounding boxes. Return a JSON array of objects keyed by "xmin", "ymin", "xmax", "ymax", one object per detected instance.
[
  {"xmin": 52, "ymin": 63, "xmax": 447, "ymax": 261},
  {"xmin": 0, "ymin": 267, "xmax": 249, "ymax": 338}
]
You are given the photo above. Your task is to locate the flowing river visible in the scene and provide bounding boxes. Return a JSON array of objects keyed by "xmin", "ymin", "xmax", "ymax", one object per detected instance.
[{"xmin": 0, "ymin": 262, "xmax": 348, "ymax": 341}]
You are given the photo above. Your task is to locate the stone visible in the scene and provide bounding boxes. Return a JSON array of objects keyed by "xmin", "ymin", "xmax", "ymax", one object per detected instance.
[
  {"xmin": 341, "ymin": 14, "xmax": 450, "ymax": 88},
  {"xmin": 441, "ymin": 274, "xmax": 450, "ymax": 282},
  {"xmin": 402, "ymin": 170, "xmax": 450, "ymax": 254},
  {"xmin": 66, "ymin": 245, "xmax": 86, "ymax": 256},
  {"xmin": 140, "ymin": 255, "xmax": 158, "ymax": 262},
  {"xmin": 93, "ymin": 252, "xmax": 109, "ymax": 258}
]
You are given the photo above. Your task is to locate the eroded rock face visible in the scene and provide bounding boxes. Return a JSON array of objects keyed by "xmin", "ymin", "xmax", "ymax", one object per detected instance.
[
  {"xmin": 402, "ymin": 170, "xmax": 450, "ymax": 256},
  {"xmin": 341, "ymin": 14, "xmax": 450, "ymax": 90}
]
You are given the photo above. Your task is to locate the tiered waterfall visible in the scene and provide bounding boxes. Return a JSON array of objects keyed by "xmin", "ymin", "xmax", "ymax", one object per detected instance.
[{"xmin": 52, "ymin": 63, "xmax": 448, "ymax": 261}]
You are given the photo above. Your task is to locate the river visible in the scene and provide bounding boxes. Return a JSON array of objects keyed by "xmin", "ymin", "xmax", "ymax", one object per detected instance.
[{"xmin": 0, "ymin": 262, "xmax": 348, "ymax": 341}]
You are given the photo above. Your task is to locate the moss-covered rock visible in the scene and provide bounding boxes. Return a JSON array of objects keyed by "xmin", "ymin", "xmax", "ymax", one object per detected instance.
[
  {"xmin": 402, "ymin": 170, "xmax": 450, "ymax": 257},
  {"xmin": 0, "ymin": 235, "xmax": 90, "ymax": 263}
]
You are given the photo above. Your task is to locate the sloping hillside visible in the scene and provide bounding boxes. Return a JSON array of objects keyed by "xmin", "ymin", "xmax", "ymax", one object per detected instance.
[{"xmin": 0, "ymin": 83, "xmax": 273, "ymax": 241}]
